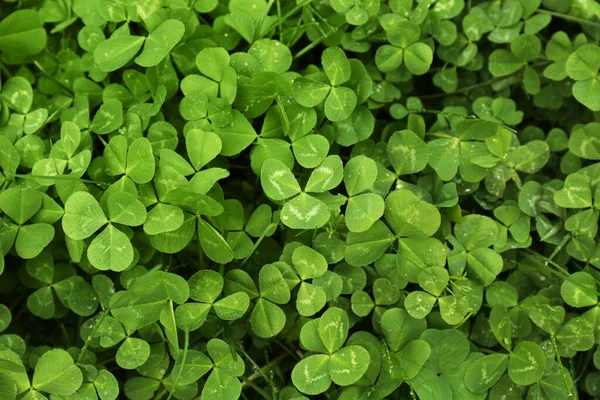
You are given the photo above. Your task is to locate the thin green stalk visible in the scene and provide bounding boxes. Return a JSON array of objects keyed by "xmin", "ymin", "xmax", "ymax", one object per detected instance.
[
  {"xmin": 419, "ymin": 76, "xmax": 509, "ymax": 99},
  {"xmin": 256, "ymin": 0, "xmax": 276, "ymax": 40},
  {"xmin": 0, "ymin": 61, "xmax": 12, "ymax": 78},
  {"xmin": 153, "ymin": 387, "xmax": 168, "ymax": 400},
  {"xmin": 238, "ymin": 346, "xmax": 272, "ymax": 386},
  {"xmin": 550, "ymin": 335, "xmax": 573, "ymax": 397},
  {"xmin": 240, "ymin": 222, "xmax": 277, "ymax": 266},
  {"xmin": 537, "ymin": 9, "xmax": 600, "ymax": 29},
  {"xmin": 13, "ymin": 173, "xmax": 111, "ymax": 187},
  {"xmin": 33, "ymin": 61, "xmax": 74, "ymax": 95},
  {"xmin": 276, "ymin": 0, "xmax": 283, "ymax": 41},
  {"xmin": 240, "ymin": 376, "xmax": 272, "ymax": 400},
  {"xmin": 77, "ymin": 309, "xmax": 109, "ymax": 363},
  {"xmin": 241, "ymin": 355, "xmax": 286, "ymax": 389},
  {"xmin": 410, "ymin": 108, "xmax": 518, "ymax": 133},
  {"xmin": 274, "ymin": 338, "xmax": 301, "ymax": 360},
  {"xmin": 166, "ymin": 330, "xmax": 189, "ymax": 400},
  {"xmin": 294, "ymin": 23, "xmax": 346, "ymax": 59},
  {"xmin": 262, "ymin": 0, "xmax": 312, "ymax": 39}
]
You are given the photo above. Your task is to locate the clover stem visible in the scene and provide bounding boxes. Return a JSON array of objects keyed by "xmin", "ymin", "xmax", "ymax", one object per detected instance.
[
  {"xmin": 241, "ymin": 354, "xmax": 286, "ymax": 388},
  {"xmin": 294, "ymin": 23, "xmax": 346, "ymax": 59},
  {"xmin": 77, "ymin": 309, "xmax": 109, "ymax": 363},
  {"xmin": 13, "ymin": 173, "xmax": 110, "ymax": 187},
  {"xmin": 262, "ymin": 0, "xmax": 313, "ymax": 40},
  {"xmin": 537, "ymin": 9, "xmax": 600, "ymax": 29},
  {"xmin": 33, "ymin": 61, "xmax": 74, "ymax": 96},
  {"xmin": 411, "ymin": 108, "xmax": 518, "ymax": 133},
  {"xmin": 274, "ymin": 337, "xmax": 301, "ymax": 360},
  {"xmin": 240, "ymin": 222, "xmax": 277, "ymax": 267},
  {"xmin": 153, "ymin": 387, "xmax": 167, "ymax": 400},
  {"xmin": 239, "ymin": 346, "xmax": 272, "ymax": 386},
  {"xmin": 419, "ymin": 76, "xmax": 509, "ymax": 99},
  {"xmin": 0, "ymin": 60, "xmax": 12, "ymax": 78},
  {"xmin": 550, "ymin": 334, "xmax": 573, "ymax": 396},
  {"xmin": 166, "ymin": 330, "xmax": 189, "ymax": 400},
  {"xmin": 240, "ymin": 376, "xmax": 272, "ymax": 399}
]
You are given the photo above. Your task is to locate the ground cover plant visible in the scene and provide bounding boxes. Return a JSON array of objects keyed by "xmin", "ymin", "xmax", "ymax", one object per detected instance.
[{"xmin": 2, "ymin": 0, "xmax": 600, "ymax": 399}]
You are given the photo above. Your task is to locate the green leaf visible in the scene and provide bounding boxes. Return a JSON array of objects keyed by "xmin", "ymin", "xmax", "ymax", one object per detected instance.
[
  {"xmin": 189, "ymin": 269, "xmax": 223, "ymax": 303},
  {"xmin": 489, "ymin": 49, "xmax": 522, "ymax": 76},
  {"xmin": 560, "ymin": 271, "xmax": 598, "ymax": 307},
  {"xmin": 344, "ymin": 155, "xmax": 378, "ymax": 196},
  {"xmin": 466, "ymin": 248, "xmax": 503, "ymax": 286},
  {"xmin": 329, "ymin": 345, "xmax": 370, "ymax": 385},
  {"xmin": 572, "ymin": 78, "xmax": 600, "ymax": 112},
  {"xmin": 94, "ymin": 35, "xmax": 145, "ymax": 72},
  {"xmin": 126, "ymin": 137, "xmax": 155, "ymax": 184},
  {"xmin": 322, "ymin": 46, "xmax": 351, "ymax": 86},
  {"xmin": 260, "ymin": 263, "xmax": 291, "ymax": 304},
  {"xmin": 346, "ymin": 193, "xmax": 385, "ymax": 233},
  {"xmin": 319, "ymin": 307, "xmax": 349, "ymax": 353},
  {"xmin": 293, "ymin": 77, "xmax": 330, "ymax": 107},
  {"xmin": 249, "ymin": 39, "xmax": 292, "ymax": 73},
  {"xmin": 202, "ymin": 370, "xmax": 241, "ymax": 400},
  {"xmin": 292, "ymin": 134, "xmax": 330, "ymax": 169},
  {"xmin": 554, "ymin": 174, "xmax": 592, "ymax": 208},
  {"xmin": 87, "ymin": 225, "xmax": 134, "ymax": 272},
  {"xmin": 260, "ymin": 158, "xmax": 300, "ymax": 201},
  {"xmin": 569, "ymin": 123, "xmax": 600, "ymax": 159},
  {"xmin": 251, "ymin": 298, "xmax": 286, "ymax": 338},
  {"xmin": 454, "ymin": 215, "xmax": 498, "ymax": 250},
  {"xmin": 116, "ymin": 338, "xmax": 150, "ymax": 369},
  {"xmin": 566, "ymin": 44, "xmax": 600, "ymax": 81},
  {"xmin": 15, "ymin": 223, "xmax": 54, "ymax": 259},
  {"xmin": 506, "ymin": 140, "xmax": 550, "ymax": 173},
  {"xmin": 0, "ymin": 10, "xmax": 47, "ymax": 56},
  {"xmin": 291, "ymin": 354, "xmax": 331, "ymax": 395},
  {"xmin": 324, "ymin": 87, "xmax": 357, "ymax": 122},
  {"xmin": 214, "ymin": 111, "xmax": 257, "ymax": 156},
  {"xmin": 345, "ymin": 220, "xmax": 394, "ymax": 267},
  {"xmin": 296, "ymin": 282, "xmax": 327, "ymax": 316},
  {"xmin": 144, "ymin": 203, "xmax": 184, "ymax": 235},
  {"xmin": 387, "ymin": 19, "xmax": 421, "ymax": 48},
  {"xmin": 404, "ymin": 42, "xmax": 433, "ymax": 75},
  {"xmin": 397, "ymin": 339, "xmax": 431, "ymax": 379},
  {"xmin": 464, "ymin": 354, "xmax": 508, "ymax": 393},
  {"xmin": 62, "ymin": 192, "xmax": 107, "ymax": 240},
  {"xmin": 213, "ymin": 292, "xmax": 250, "ymax": 320},
  {"xmin": 90, "ymin": 99, "xmax": 123, "ymax": 134},
  {"xmin": 305, "ymin": 155, "xmax": 343, "ymax": 193},
  {"xmin": 380, "ymin": 308, "xmax": 426, "ymax": 352},
  {"xmin": 0, "ymin": 187, "xmax": 42, "ymax": 225},
  {"xmin": 197, "ymin": 219, "xmax": 234, "ymax": 264},
  {"xmin": 196, "ymin": 47, "xmax": 230, "ymax": 82},
  {"xmin": 405, "ymin": 291, "xmax": 437, "ymax": 319},
  {"xmin": 186, "ymin": 129, "xmax": 222, "ymax": 171},
  {"xmin": 421, "ymin": 329, "xmax": 470, "ymax": 375},
  {"xmin": 388, "ymin": 129, "xmax": 429, "ymax": 175},
  {"xmin": 171, "ymin": 350, "xmax": 212, "ymax": 386},
  {"xmin": 175, "ymin": 303, "xmax": 211, "ymax": 331},
  {"xmin": 2, "ymin": 77, "xmax": 33, "ymax": 114},
  {"xmin": 292, "ymin": 246, "xmax": 327, "ymax": 280},
  {"xmin": 135, "ymin": 19, "xmax": 185, "ymax": 67},
  {"xmin": 281, "ymin": 193, "xmax": 330, "ymax": 230},
  {"xmin": 427, "ymin": 138, "xmax": 459, "ymax": 180},
  {"xmin": 384, "ymin": 189, "xmax": 441, "ymax": 238},
  {"xmin": 32, "ymin": 349, "xmax": 83, "ymax": 396},
  {"xmin": 511, "ymin": 34, "xmax": 541, "ymax": 62},
  {"xmin": 508, "ymin": 341, "xmax": 546, "ymax": 385},
  {"xmin": 107, "ymin": 192, "xmax": 146, "ymax": 226}
]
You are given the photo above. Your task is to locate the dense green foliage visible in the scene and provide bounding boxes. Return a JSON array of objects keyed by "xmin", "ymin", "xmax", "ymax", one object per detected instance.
[{"xmin": 1, "ymin": 0, "xmax": 600, "ymax": 399}]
